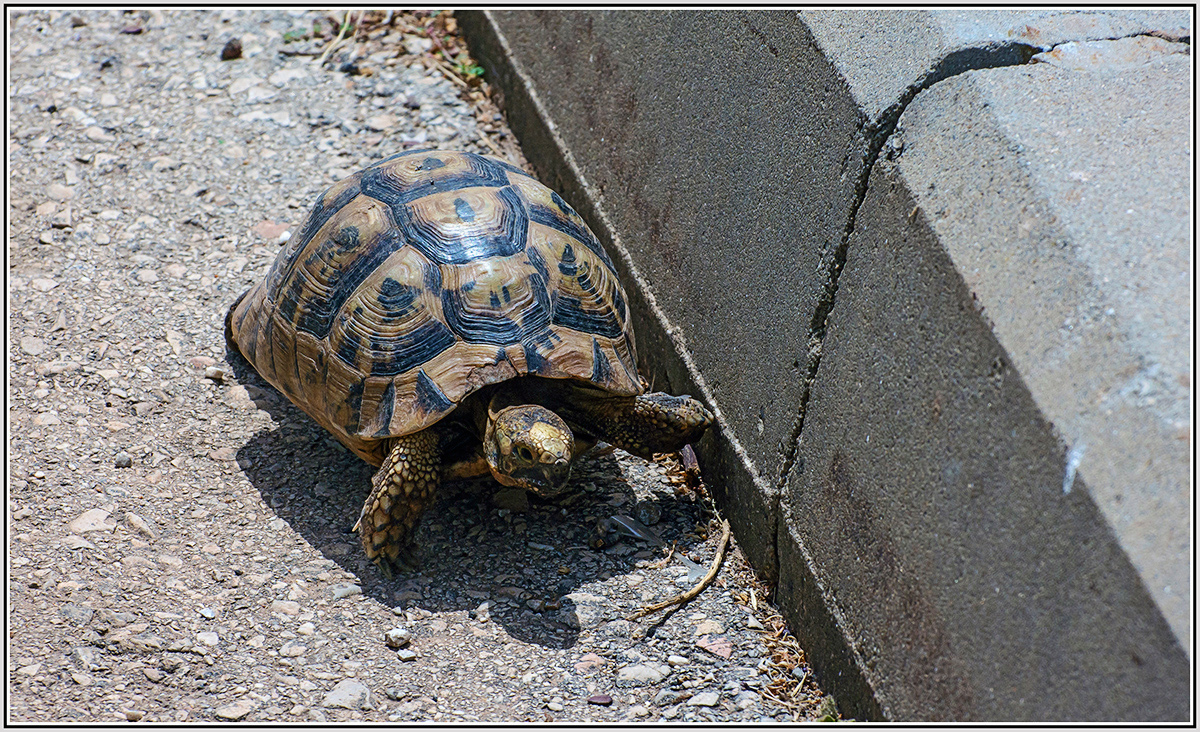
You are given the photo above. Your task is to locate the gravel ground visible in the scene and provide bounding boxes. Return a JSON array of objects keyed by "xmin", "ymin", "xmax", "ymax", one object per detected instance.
[{"xmin": 7, "ymin": 8, "xmax": 835, "ymax": 723}]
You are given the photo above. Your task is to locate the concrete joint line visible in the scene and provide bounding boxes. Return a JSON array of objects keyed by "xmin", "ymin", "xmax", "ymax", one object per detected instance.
[{"xmin": 469, "ymin": 11, "xmax": 777, "ymax": 527}]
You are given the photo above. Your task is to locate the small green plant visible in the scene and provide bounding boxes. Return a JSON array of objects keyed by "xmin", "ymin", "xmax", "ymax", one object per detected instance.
[{"xmin": 454, "ymin": 61, "xmax": 484, "ymax": 80}]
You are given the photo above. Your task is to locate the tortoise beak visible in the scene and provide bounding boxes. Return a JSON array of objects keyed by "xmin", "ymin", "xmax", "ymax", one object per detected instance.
[{"xmin": 538, "ymin": 459, "xmax": 572, "ymax": 496}]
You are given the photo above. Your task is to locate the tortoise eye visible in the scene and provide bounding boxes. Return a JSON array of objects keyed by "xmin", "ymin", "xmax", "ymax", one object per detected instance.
[{"xmin": 516, "ymin": 446, "xmax": 534, "ymax": 462}]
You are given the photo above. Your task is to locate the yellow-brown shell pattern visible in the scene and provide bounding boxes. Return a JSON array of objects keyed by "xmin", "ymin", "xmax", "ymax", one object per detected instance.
[{"xmin": 227, "ymin": 150, "xmax": 641, "ymax": 465}]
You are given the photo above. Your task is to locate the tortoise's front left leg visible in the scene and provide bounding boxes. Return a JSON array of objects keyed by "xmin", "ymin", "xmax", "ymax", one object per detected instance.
[{"xmin": 353, "ymin": 429, "xmax": 441, "ymax": 578}]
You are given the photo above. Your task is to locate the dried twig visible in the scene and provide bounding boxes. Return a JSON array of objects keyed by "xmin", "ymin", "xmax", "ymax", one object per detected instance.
[
  {"xmin": 317, "ymin": 9, "xmax": 355, "ymax": 67},
  {"xmin": 476, "ymin": 129, "xmax": 505, "ymax": 158},
  {"xmin": 735, "ymin": 581, "xmax": 833, "ymax": 719},
  {"xmin": 649, "ymin": 539, "xmax": 678, "ymax": 570},
  {"xmin": 626, "ymin": 518, "xmax": 730, "ymax": 620}
]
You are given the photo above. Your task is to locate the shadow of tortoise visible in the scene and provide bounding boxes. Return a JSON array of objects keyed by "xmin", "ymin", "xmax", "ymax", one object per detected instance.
[{"xmin": 224, "ymin": 341, "xmax": 706, "ymax": 649}]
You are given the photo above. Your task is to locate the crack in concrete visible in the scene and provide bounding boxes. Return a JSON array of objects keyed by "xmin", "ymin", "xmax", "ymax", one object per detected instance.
[
  {"xmin": 773, "ymin": 22, "xmax": 1190, "ymax": 500},
  {"xmin": 773, "ymin": 20, "xmax": 1190, "ymax": 527},
  {"xmin": 1104, "ymin": 30, "xmax": 1191, "ymax": 46},
  {"xmin": 773, "ymin": 41, "xmax": 1041, "ymax": 501}
]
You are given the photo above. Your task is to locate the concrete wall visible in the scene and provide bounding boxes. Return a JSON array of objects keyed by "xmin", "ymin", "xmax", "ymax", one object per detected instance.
[{"xmin": 459, "ymin": 9, "xmax": 1192, "ymax": 721}]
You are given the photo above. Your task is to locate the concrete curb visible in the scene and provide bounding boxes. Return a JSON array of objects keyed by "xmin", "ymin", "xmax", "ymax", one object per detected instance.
[{"xmin": 460, "ymin": 9, "xmax": 1192, "ymax": 721}]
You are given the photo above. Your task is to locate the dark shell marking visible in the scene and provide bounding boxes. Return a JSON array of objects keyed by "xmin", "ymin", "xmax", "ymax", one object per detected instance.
[{"xmin": 228, "ymin": 150, "xmax": 641, "ymax": 465}]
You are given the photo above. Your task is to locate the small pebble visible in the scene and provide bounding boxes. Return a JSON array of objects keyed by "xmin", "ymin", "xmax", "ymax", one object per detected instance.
[
  {"xmin": 331, "ymin": 583, "xmax": 362, "ymax": 599},
  {"xmin": 617, "ymin": 663, "xmax": 669, "ymax": 685},
  {"xmin": 214, "ymin": 699, "xmax": 254, "ymax": 720},
  {"xmin": 586, "ymin": 695, "xmax": 612, "ymax": 706},
  {"xmin": 323, "ymin": 679, "xmax": 372, "ymax": 710},
  {"xmin": 221, "ymin": 38, "xmax": 243, "ymax": 60},
  {"xmin": 85, "ymin": 126, "xmax": 115, "ymax": 142},
  {"xmin": 279, "ymin": 640, "xmax": 307, "ymax": 657},
  {"xmin": 69, "ymin": 509, "xmax": 114, "ymax": 534},
  {"xmin": 19, "ymin": 336, "xmax": 46, "ymax": 356},
  {"xmin": 633, "ymin": 500, "xmax": 661, "ymax": 526},
  {"xmin": 124, "ymin": 511, "xmax": 156, "ymax": 539},
  {"xmin": 270, "ymin": 600, "xmax": 301, "ymax": 615},
  {"xmin": 46, "ymin": 183, "xmax": 74, "ymax": 202},
  {"xmin": 383, "ymin": 627, "xmax": 411, "ymax": 649}
]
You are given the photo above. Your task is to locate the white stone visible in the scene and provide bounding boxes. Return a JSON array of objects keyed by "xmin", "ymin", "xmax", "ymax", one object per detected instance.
[
  {"xmin": 617, "ymin": 663, "xmax": 669, "ymax": 685},
  {"xmin": 32, "ymin": 412, "xmax": 62, "ymax": 427},
  {"xmin": 69, "ymin": 508, "xmax": 115, "ymax": 534},
  {"xmin": 84, "ymin": 126, "xmax": 114, "ymax": 142},
  {"xmin": 245, "ymin": 85, "xmax": 276, "ymax": 102},
  {"xmin": 268, "ymin": 68, "xmax": 308, "ymax": 86},
  {"xmin": 214, "ymin": 699, "xmax": 254, "ymax": 721},
  {"xmin": 228, "ymin": 76, "xmax": 263, "ymax": 95},
  {"xmin": 687, "ymin": 691, "xmax": 720, "ymax": 707},
  {"xmin": 271, "ymin": 600, "xmax": 301, "ymax": 615},
  {"xmin": 323, "ymin": 679, "xmax": 372, "ymax": 710}
]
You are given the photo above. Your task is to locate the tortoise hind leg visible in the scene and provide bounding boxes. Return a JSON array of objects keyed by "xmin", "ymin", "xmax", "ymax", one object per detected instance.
[
  {"xmin": 582, "ymin": 392, "xmax": 714, "ymax": 459},
  {"xmin": 353, "ymin": 429, "xmax": 441, "ymax": 578}
]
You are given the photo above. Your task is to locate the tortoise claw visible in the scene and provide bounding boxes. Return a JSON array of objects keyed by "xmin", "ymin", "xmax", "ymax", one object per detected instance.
[{"xmin": 374, "ymin": 545, "xmax": 420, "ymax": 579}]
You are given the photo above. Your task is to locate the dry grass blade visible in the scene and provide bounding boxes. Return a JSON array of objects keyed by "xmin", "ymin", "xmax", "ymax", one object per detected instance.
[
  {"xmin": 736, "ymin": 581, "xmax": 836, "ymax": 720},
  {"xmin": 626, "ymin": 518, "xmax": 730, "ymax": 621},
  {"xmin": 317, "ymin": 8, "xmax": 355, "ymax": 67},
  {"xmin": 426, "ymin": 53, "xmax": 469, "ymax": 88},
  {"xmin": 649, "ymin": 539, "xmax": 678, "ymax": 570},
  {"xmin": 476, "ymin": 130, "xmax": 505, "ymax": 158}
]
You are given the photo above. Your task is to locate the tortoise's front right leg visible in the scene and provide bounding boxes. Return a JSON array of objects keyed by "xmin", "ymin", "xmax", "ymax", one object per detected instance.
[
  {"xmin": 581, "ymin": 393, "xmax": 714, "ymax": 459},
  {"xmin": 353, "ymin": 429, "xmax": 441, "ymax": 578}
]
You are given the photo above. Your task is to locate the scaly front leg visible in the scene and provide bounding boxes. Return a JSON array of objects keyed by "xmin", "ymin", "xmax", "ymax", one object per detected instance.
[
  {"xmin": 353, "ymin": 429, "xmax": 441, "ymax": 578},
  {"xmin": 584, "ymin": 392, "xmax": 714, "ymax": 459}
]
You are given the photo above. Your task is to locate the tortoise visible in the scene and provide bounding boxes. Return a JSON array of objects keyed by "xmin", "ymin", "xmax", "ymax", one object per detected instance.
[{"xmin": 225, "ymin": 149, "xmax": 713, "ymax": 576}]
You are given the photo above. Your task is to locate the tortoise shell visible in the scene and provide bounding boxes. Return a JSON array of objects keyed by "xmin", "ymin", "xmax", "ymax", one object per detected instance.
[{"xmin": 227, "ymin": 150, "xmax": 642, "ymax": 465}]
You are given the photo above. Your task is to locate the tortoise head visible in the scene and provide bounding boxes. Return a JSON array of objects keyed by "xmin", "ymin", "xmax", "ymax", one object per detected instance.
[{"xmin": 484, "ymin": 405, "xmax": 575, "ymax": 496}]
